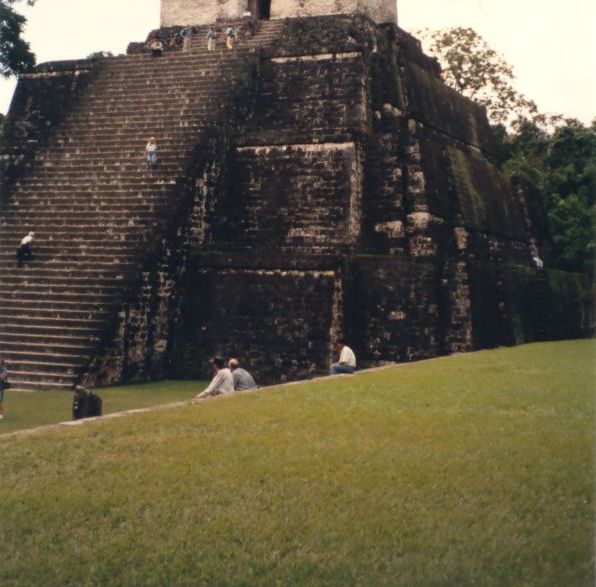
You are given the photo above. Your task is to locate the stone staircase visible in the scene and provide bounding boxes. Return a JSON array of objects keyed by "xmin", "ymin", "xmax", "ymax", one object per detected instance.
[{"xmin": 0, "ymin": 19, "xmax": 287, "ymax": 391}]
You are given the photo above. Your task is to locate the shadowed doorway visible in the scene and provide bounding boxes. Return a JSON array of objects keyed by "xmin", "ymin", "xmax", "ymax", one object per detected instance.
[{"xmin": 248, "ymin": 0, "xmax": 271, "ymax": 19}]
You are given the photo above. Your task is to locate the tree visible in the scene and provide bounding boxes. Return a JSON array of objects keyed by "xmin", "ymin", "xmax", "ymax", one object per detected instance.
[
  {"xmin": 418, "ymin": 27, "xmax": 595, "ymax": 274},
  {"xmin": 417, "ymin": 27, "xmax": 539, "ymax": 128},
  {"xmin": 544, "ymin": 121, "xmax": 596, "ymax": 273},
  {"xmin": 496, "ymin": 119, "xmax": 596, "ymax": 274},
  {"xmin": 0, "ymin": 0, "xmax": 36, "ymax": 77}
]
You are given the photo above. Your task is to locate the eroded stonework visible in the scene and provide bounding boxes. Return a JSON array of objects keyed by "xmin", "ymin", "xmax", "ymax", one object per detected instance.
[
  {"xmin": 161, "ymin": 0, "xmax": 397, "ymax": 26},
  {"xmin": 0, "ymin": 15, "xmax": 589, "ymax": 391}
]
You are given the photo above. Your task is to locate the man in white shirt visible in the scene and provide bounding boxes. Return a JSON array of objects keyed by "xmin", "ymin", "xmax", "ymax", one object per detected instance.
[
  {"xmin": 196, "ymin": 357, "xmax": 234, "ymax": 399},
  {"xmin": 330, "ymin": 339, "xmax": 356, "ymax": 375},
  {"xmin": 16, "ymin": 231, "xmax": 35, "ymax": 266}
]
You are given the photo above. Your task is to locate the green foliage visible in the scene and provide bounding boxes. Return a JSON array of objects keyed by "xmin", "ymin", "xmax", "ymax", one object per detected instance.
[
  {"xmin": 497, "ymin": 119, "xmax": 596, "ymax": 273},
  {"xmin": 0, "ymin": 341, "xmax": 594, "ymax": 586},
  {"xmin": 419, "ymin": 26, "xmax": 595, "ymax": 273},
  {"xmin": 0, "ymin": 0, "xmax": 36, "ymax": 76},
  {"xmin": 417, "ymin": 27, "xmax": 538, "ymax": 127}
]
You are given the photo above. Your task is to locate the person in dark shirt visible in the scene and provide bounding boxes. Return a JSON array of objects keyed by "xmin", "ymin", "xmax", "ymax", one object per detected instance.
[
  {"xmin": 0, "ymin": 360, "xmax": 8, "ymax": 420},
  {"xmin": 180, "ymin": 25, "xmax": 194, "ymax": 53},
  {"xmin": 228, "ymin": 358, "xmax": 257, "ymax": 391}
]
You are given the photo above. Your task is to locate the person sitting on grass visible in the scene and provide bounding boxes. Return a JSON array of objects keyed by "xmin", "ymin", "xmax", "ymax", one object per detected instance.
[
  {"xmin": 195, "ymin": 357, "xmax": 234, "ymax": 400},
  {"xmin": 228, "ymin": 358, "xmax": 257, "ymax": 391},
  {"xmin": 330, "ymin": 339, "xmax": 356, "ymax": 375},
  {"xmin": 0, "ymin": 360, "xmax": 8, "ymax": 421}
]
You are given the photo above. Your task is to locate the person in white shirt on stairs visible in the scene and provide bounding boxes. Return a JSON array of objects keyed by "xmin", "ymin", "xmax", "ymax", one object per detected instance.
[{"xmin": 16, "ymin": 231, "xmax": 35, "ymax": 267}]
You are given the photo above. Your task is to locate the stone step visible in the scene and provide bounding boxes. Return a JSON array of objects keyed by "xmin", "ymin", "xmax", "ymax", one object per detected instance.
[
  {"xmin": 6, "ymin": 358, "xmax": 82, "ymax": 372},
  {"xmin": 0, "ymin": 282, "xmax": 120, "ymax": 296},
  {"xmin": 0, "ymin": 339, "xmax": 92, "ymax": 358},
  {"xmin": 5, "ymin": 379, "xmax": 75, "ymax": 392},
  {"xmin": 0, "ymin": 227, "xmax": 149, "ymax": 241},
  {"xmin": 0, "ymin": 340, "xmax": 92, "ymax": 356},
  {"xmin": 0, "ymin": 323, "xmax": 102, "ymax": 337},
  {"xmin": 0, "ymin": 289, "xmax": 119, "ymax": 304},
  {"xmin": 0, "ymin": 271, "xmax": 125, "ymax": 285},
  {"xmin": 1, "ymin": 368, "xmax": 79, "ymax": 386},
  {"xmin": 1, "ymin": 201, "xmax": 169, "ymax": 213},
  {"xmin": 0, "ymin": 266, "xmax": 137, "ymax": 276},
  {"xmin": 0, "ymin": 311, "xmax": 104, "ymax": 332},
  {"xmin": 7, "ymin": 186, "xmax": 172, "ymax": 196},
  {"xmin": 0, "ymin": 331, "xmax": 100, "ymax": 347},
  {"xmin": 0, "ymin": 309, "xmax": 108, "ymax": 324},
  {"xmin": 0, "ymin": 229, "xmax": 150, "ymax": 242},
  {"xmin": 0, "ymin": 272, "xmax": 122, "ymax": 286},
  {"xmin": 29, "ymin": 151, "xmax": 187, "ymax": 163},
  {"xmin": 0, "ymin": 242, "xmax": 138, "ymax": 255},
  {"xmin": 12, "ymin": 162, "xmax": 185, "ymax": 176},
  {"xmin": 1, "ymin": 209, "xmax": 169, "ymax": 220},
  {"xmin": 0, "ymin": 251, "xmax": 130, "ymax": 277},
  {"xmin": 31, "ymin": 145, "xmax": 194, "ymax": 158}
]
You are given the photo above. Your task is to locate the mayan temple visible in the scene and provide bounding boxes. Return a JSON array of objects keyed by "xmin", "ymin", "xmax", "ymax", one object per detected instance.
[{"xmin": 0, "ymin": 0, "xmax": 588, "ymax": 391}]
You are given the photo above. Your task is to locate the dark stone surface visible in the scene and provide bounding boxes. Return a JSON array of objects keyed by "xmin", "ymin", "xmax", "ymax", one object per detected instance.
[
  {"xmin": 0, "ymin": 61, "xmax": 97, "ymax": 194},
  {"xmin": 3, "ymin": 15, "xmax": 589, "ymax": 389}
]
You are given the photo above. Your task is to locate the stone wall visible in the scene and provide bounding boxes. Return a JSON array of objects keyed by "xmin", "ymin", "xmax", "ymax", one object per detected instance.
[
  {"xmin": 171, "ymin": 253, "xmax": 342, "ymax": 383},
  {"xmin": 0, "ymin": 60, "xmax": 97, "ymax": 195},
  {"xmin": 160, "ymin": 0, "xmax": 397, "ymax": 26},
  {"xmin": 167, "ymin": 15, "xmax": 590, "ymax": 383},
  {"xmin": 212, "ymin": 142, "xmax": 364, "ymax": 254}
]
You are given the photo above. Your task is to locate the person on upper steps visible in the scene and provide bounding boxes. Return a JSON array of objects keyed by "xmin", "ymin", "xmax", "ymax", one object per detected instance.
[
  {"xmin": 180, "ymin": 24, "xmax": 194, "ymax": 53},
  {"xmin": 225, "ymin": 26, "xmax": 236, "ymax": 50},
  {"xmin": 149, "ymin": 38, "xmax": 163, "ymax": 57},
  {"xmin": 145, "ymin": 137, "xmax": 158, "ymax": 170},
  {"xmin": 206, "ymin": 27, "xmax": 218, "ymax": 51},
  {"xmin": 16, "ymin": 231, "xmax": 35, "ymax": 267}
]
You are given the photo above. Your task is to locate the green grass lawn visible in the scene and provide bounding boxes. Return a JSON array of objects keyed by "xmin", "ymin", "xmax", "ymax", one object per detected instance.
[
  {"xmin": 0, "ymin": 380, "xmax": 204, "ymax": 435},
  {"xmin": 0, "ymin": 340, "xmax": 594, "ymax": 586}
]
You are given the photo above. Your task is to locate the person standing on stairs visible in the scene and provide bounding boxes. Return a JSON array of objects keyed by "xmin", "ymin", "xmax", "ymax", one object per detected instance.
[
  {"xmin": 180, "ymin": 25, "xmax": 194, "ymax": 53},
  {"xmin": 149, "ymin": 38, "xmax": 163, "ymax": 57},
  {"xmin": 206, "ymin": 27, "xmax": 217, "ymax": 51},
  {"xmin": 225, "ymin": 26, "xmax": 236, "ymax": 49},
  {"xmin": 530, "ymin": 243, "xmax": 544, "ymax": 270},
  {"xmin": 0, "ymin": 360, "xmax": 8, "ymax": 420},
  {"xmin": 16, "ymin": 231, "xmax": 35, "ymax": 267},
  {"xmin": 145, "ymin": 137, "xmax": 158, "ymax": 170}
]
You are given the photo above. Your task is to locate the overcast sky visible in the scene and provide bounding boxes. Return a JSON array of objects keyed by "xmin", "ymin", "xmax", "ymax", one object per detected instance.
[{"xmin": 0, "ymin": 0, "xmax": 594, "ymax": 124}]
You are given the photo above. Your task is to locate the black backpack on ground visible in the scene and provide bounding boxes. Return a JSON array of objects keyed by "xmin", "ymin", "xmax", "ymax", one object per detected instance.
[{"xmin": 72, "ymin": 387, "xmax": 103, "ymax": 420}]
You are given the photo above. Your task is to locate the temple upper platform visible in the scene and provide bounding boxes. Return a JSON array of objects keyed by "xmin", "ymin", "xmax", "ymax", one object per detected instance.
[{"xmin": 161, "ymin": 0, "xmax": 398, "ymax": 26}]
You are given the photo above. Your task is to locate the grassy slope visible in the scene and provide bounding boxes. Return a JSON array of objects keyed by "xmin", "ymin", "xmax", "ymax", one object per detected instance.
[
  {"xmin": 0, "ymin": 381, "xmax": 203, "ymax": 434},
  {"xmin": 0, "ymin": 341, "xmax": 594, "ymax": 587}
]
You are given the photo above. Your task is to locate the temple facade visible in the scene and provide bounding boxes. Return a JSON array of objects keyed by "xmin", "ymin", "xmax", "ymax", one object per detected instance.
[{"xmin": 161, "ymin": 0, "xmax": 398, "ymax": 26}]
